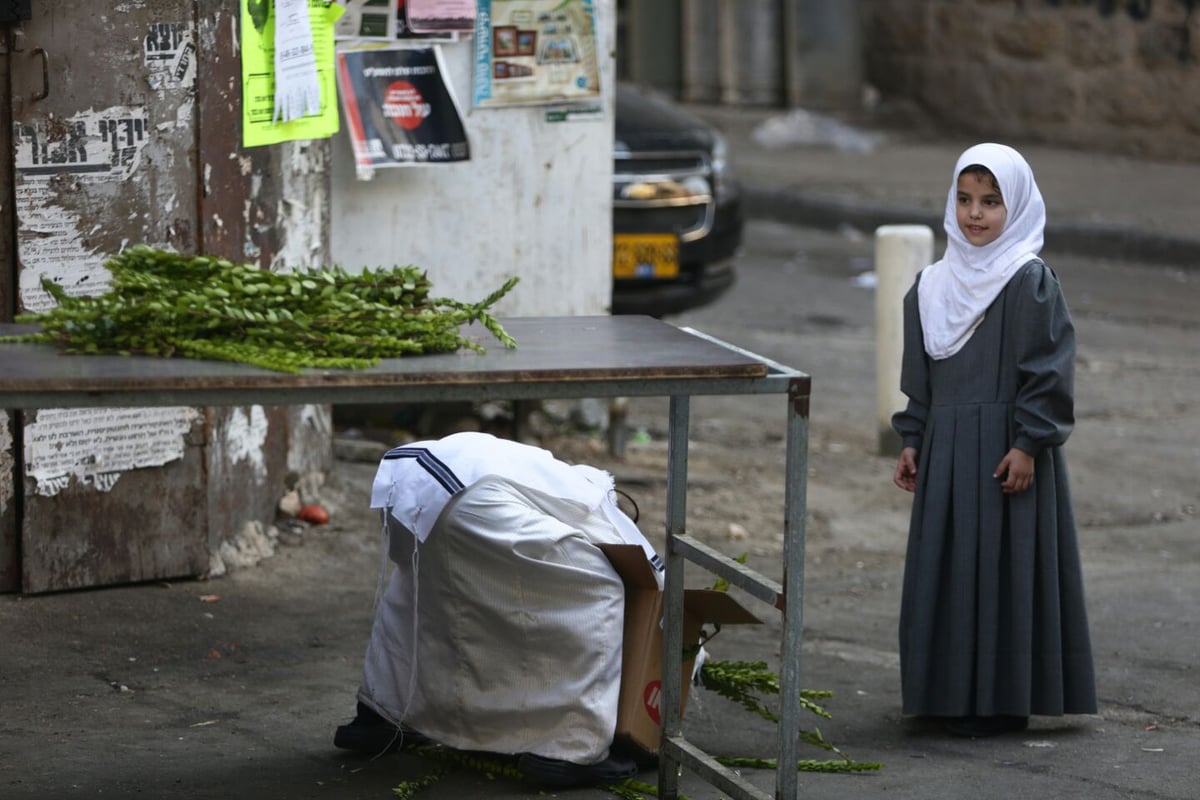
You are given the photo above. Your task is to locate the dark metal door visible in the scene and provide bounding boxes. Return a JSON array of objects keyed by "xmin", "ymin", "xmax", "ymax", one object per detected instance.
[
  {"xmin": 8, "ymin": 1, "xmax": 208, "ymax": 592},
  {"xmin": 1, "ymin": 20, "xmax": 22, "ymax": 591}
]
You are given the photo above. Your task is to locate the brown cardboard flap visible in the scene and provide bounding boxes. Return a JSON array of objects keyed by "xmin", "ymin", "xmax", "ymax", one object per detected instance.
[
  {"xmin": 684, "ymin": 589, "xmax": 762, "ymax": 625},
  {"xmin": 598, "ymin": 543, "xmax": 660, "ymax": 589},
  {"xmin": 599, "ymin": 543, "xmax": 761, "ymax": 625}
]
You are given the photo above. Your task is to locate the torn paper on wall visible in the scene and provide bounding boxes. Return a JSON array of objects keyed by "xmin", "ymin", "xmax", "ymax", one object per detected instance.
[
  {"xmin": 143, "ymin": 21, "xmax": 197, "ymax": 93},
  {"xmin": 13, "ymin": 105, "xmax": 151, "ymax": 312},
  {"xmin": 24, "ymin": 407, "xmax": 203, "ymax": 497},
  {"xmin": 223, "ymin": 405, "xmax": 270, "ymax": 483},
  {"xmin": 0, "ymin": 417, "xmax": 14, "ymax": 515},
  {"xmin": 273, "ymin": 0, "xmax": 322, "ymax": 122}
]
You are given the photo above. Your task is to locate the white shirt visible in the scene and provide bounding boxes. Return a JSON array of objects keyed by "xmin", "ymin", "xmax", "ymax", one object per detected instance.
[{"xmin": 370, "ymin": 431, "xmax": 664, "ymax": 571}]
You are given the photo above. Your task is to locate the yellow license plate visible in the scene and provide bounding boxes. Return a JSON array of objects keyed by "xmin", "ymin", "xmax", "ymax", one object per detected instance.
[{"xmin": 613, "ymin": 233, "xmax": 679, "ymax": 279}]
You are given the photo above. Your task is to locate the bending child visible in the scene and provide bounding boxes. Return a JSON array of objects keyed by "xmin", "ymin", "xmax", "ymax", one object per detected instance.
[{"xmin": 891, "ymin": 143, "xmax": 1097, "ymax": 737}]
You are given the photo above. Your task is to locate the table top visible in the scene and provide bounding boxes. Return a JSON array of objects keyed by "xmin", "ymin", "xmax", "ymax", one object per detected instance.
[{"xmin": 0, "ymin": 316, "xmax": 808, "ymax": 409}]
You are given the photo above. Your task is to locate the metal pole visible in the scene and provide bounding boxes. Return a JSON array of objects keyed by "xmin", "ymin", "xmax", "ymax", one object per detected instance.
[
  {"xmin": 718, "ymin": 0, "xmax": 782, "ymax": 106},
  {"xmin": 659, "ymin": 393, "xmax": 690, "ymax": 800},
  {"xmin": 625, "ymin": 0, "xmax": 682, "ymax": 95},
  {"xmin": 681, "ymin": 0, "xmax": 720, "ymax": 103},
  {"xmin": 782, "ymin": 0, "xmax": 864, "ymax": 110},
  {"xmin": 775, "ymin": 378, "xmax": 810, "ymax": 798}
]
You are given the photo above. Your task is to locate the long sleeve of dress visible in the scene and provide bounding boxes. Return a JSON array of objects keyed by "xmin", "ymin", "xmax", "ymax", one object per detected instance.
[
  {"xmin": 1009, "ymin": 261, "xmax": 1076, "ymax": 457},
  {"xmin": 891, "ymin": 283, "xmax": 929, "ymax": 453}
]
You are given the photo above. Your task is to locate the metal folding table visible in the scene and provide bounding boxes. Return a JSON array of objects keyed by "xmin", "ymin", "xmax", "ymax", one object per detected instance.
[{"xmin": 0, "ymin": 315, "xmax": 811, "ymax": 800}]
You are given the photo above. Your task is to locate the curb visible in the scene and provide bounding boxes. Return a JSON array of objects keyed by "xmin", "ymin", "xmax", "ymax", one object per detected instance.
[{"xmin": 744, "ymin": 186, "xmax": 1200, "ymax": 269}]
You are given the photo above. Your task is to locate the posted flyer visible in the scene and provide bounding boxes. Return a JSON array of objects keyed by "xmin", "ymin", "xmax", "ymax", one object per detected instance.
[
  {"xmin": 336, "ymin": 46, "xmax": 470, "ymax": 178},
  {"xmin": 242, "ymin": 0, "xmax": 342, "ymax": 147},
  {"xmin": 472, "ymin": 0, "xmax": 601, "ymax": 108}
]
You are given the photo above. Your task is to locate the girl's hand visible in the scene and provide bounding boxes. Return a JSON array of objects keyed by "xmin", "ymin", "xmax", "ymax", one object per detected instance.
[
  {"xmin": 894, "ymin": 447, "xmax": 918, "ymax": 492},
  {"xmin": 994, "ymin": 448, "xmax": 1034, "ymax": 494}
]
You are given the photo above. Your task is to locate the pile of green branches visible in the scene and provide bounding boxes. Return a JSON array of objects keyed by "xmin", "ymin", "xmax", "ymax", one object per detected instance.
[
  {"xmin": 690, "ymin": 558, "xmax": 883, "ymax": 779},
  {"xmin": 0, "ymin": 245, "xmax": 518, "ymax": 373},
  {"xmin": 696, "ymin": 658, "xmax": 883, "ymax": 774},
  {"xmin": 386, "ymin": 551, "xmax": 882, "ymax": 799},
  {"xmin": 388, "ymin": 658, "xmax": 881, "ymax": 800}
]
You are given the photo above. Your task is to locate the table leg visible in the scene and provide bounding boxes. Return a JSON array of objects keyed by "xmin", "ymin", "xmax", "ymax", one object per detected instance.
[
  {"xmin": 775, "ymin": 381, "xmax": 810, "ymax": 798},
  {"xmin": 658, "ymin": 394, "xmax": 689, "ymax": 800}
]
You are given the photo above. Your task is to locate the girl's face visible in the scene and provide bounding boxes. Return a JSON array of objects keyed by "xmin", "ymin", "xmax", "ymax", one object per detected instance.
[{"xmin": 955, "ymin": 171, "xmax": 1007, "ymax": 247}]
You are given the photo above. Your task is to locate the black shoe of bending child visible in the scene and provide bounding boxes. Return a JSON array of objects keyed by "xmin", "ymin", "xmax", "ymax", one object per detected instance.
[
  {"xmin": 516, "ymin": 752, "xmax": 638, "ymax": 787},
  {"xmin": 333, "ymin": 702, "xmax": 431, "ymax": 755},
  {"xmin": 609, "ymin": 734, "xmax": 659, "ymax": 772},
  {"xmin": 944, "ymin": 714, "xmax": 1029, "ymax": 738}
]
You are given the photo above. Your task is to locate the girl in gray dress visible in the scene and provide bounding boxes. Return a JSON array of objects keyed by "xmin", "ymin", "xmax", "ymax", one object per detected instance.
[{"xmin": 891, "ymin": 143, "xmax": 1097, "ymax": 737}]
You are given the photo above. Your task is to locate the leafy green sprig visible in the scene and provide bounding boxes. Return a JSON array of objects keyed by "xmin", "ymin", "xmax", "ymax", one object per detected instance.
[{"xmin": 1, "ymin": 245, "xmax": 518, "ymax": 373}]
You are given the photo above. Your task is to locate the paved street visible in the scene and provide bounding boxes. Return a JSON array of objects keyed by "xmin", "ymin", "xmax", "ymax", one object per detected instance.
[
  {"xmin": 4, "ymin": 214, "xmax": 1197, "ymax": 799},
  {"xmin": 4, "ymin": 80, "xmax": 1200, "ymax": 800}
]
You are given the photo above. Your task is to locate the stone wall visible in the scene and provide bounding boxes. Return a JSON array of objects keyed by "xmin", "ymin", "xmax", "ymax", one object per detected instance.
[{"xmin": 860, "ymin": 0, "xmax": 1200, "ymax": 160}]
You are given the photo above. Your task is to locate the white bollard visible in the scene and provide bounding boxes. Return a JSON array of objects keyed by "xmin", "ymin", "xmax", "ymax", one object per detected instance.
[{"xmin": 875, "ymin": 225, "xmax": 933, "ymax": 456}]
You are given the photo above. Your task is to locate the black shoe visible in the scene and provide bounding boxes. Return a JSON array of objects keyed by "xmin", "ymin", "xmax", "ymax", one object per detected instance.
[
  {"xmin": 609, "ymin": 734, "xmax": 659, "ymax": 772},
  {"xmin": 901, "ymin": 714, "xmax": 951, "ymax": 734},
  {"xmin": 944, "ymin": 715, "xmax": 1029, "ymax": 738},
  {"xmin": 516, "ymin": 752, "xmax": 637, "ymax": 787},
  {"xmin": 333, "ymin": 702, "xmax": 430, "ymax": 755}
]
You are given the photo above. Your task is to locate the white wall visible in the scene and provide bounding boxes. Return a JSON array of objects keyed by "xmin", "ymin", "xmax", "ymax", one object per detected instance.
[{"xmin": 330, "ymin": 1, "xmax": 616, "ymax": 317}]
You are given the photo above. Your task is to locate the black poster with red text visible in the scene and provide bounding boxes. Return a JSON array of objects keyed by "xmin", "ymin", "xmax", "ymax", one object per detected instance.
[{"xmin": 335, "ymin": 46, "xmax": 469, "ymax": 174}]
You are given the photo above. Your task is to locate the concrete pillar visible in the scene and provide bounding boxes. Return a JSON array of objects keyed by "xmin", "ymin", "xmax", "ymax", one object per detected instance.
[
  {"xmin": 681, "ymin": 0, "xmax": 720, "ymax": 103},
  {"xmin": 718, "ymin": 0, "xmax": 782, "ymax": 106},
  {"xmin": 782, "ymin": 0, "xmax": 863, "ymax": 110},
  {"xmin": 875, "ymin": 225, "xmax": 932, "ymax": 456}
]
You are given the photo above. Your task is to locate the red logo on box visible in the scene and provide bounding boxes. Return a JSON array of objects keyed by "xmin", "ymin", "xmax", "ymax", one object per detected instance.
[{"xmin": 643, "ymin": 680, "xmax": 662, "ymax": 724}]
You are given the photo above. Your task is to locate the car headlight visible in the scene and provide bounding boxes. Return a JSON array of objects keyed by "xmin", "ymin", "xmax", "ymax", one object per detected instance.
[{"xmin": 710, "ymin": 133, "xmax": 735, "ymax": 202}]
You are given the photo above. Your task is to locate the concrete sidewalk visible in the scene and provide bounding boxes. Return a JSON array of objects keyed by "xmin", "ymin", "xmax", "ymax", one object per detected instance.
[{"xmin": 686, "ymin": 100, "xmax": 1200, "ymax": 268}]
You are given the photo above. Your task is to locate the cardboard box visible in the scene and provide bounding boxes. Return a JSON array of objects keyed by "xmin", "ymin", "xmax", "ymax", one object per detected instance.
[{"xmin": 599, "ymin": 544, "xmax": 762, "ymax": 753}]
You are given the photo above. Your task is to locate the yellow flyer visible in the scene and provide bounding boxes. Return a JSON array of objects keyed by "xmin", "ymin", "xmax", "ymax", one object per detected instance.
[{"xmin": 242, "ymin": 0, "xmax": 344, "ymax": 147}]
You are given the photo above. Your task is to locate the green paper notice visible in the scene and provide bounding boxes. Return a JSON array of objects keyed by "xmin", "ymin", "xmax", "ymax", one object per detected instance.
[{"xmin": 242, "ymin": 0, "xmax": 344, "ymax": 147}]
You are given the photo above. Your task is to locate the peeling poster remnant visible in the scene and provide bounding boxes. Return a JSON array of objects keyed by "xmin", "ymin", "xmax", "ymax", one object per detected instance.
[
  {"xmin": 144, "ymin": 21, "xmax": 197, "ymax": 92},
  {"xmin": 0, "ymin": 418, "xmax": 14, "ymax": 514},
  {"xmin": 14, "ymin": 105, "xmax": 151, "ymax": 313},
  {"xmin": 25, "ymin": 408, "xmax": 202, "ymax": 497},
  {"xmin": 223, "ymin": 406, "xmax": 270, "ymax": 483}
]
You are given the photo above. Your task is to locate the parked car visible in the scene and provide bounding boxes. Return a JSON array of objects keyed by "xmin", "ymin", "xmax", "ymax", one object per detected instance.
[{"xmin": 611, "ymin": 83, "xmax": 744, "ymax": 317}]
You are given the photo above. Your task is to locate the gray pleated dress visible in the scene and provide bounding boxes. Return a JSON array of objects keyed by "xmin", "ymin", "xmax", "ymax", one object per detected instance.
[{"xmin": 892, "ymin": 259, "xmax": 1097, "ymax": 718}]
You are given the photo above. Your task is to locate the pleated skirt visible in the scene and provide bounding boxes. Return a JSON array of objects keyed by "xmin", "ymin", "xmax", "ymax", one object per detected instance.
[{"xmin": 899, "ymin": 401, "xmax": 1097, "ymax": 717}]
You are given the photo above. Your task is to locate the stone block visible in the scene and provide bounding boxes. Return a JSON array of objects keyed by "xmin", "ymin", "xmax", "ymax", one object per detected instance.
[
  {"xmin": 918, "ymin": 59, "xmax": 1012, "ymax": 131},
  {"xmin": 930, "ymin": 4, "xmax": 985, "ymax": 59},
  {"xmin": 993, "ymin": 13, "xmax": 1063, "ymax": 60},
  {"xmin": 1175, "ymin": 74, "xmax": 1200, "ymax": 134},
  {"xmin": 1085, "ymin": 72, "xmax": 1171, "ymax": 127},
  {"xmin": 1065, "ymin": 16, "xmax": 1129, "ymax": 69},
  {"xmin": 1015, "ymin": 70, "xmax": 1080, "ymax": 124},
  {"xmin": 1137, "ymin": 22, "xmax": 1191, "ymax": 70},
  {"xmin": 864, "ymin": 0, "xmax": 929, "ymax": 55}
]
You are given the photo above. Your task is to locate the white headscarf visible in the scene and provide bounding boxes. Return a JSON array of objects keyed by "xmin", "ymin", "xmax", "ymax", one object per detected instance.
[{"xmin": 917, "ymin": 143, "xmax": 1046, "ymax": 360}]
